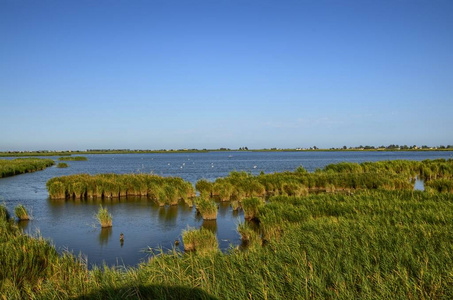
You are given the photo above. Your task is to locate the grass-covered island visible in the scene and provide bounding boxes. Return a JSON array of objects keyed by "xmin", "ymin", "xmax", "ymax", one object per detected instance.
[
  {"xmin": 0, "ymin": 158, "xmax": 55, "ymax": 178},
  {"xmin": 1, "ymin": 159, "xmax": 452, "ymax": 299},
  {"xmin": 58, "ymin": 156, "xmax": 88, "ymax": 161}
]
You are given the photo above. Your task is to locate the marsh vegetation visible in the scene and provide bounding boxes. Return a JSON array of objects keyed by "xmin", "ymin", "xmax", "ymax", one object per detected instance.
[
  {"xmin": 58, "ymin": 156, "xmax": 88, "ymax": 161},
  {"xmin": 0, "ymin": 158, "xmax": 55, "ymax": 178},
  {"xmin": 3, "ymin": 159, "xmax": 453, "ymax": 299},
  {"xmin": 46, "ymin": 174, "xmax": 195, "ymax": 206}
]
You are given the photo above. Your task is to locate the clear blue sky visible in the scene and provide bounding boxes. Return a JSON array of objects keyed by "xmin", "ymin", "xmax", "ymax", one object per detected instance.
[{"xmin": 1, "ymin": 0, "xmax": 452, "ymax": 151}]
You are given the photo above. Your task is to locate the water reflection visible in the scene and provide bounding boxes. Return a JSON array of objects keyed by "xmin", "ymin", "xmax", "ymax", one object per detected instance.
[
  {"xmin": 218, "ymin": 202, "xmax": 230, "ymax": 218},
  {"xmin": 201, "ymin": 220, "xmax": 217, "ymax": 233},
  {"xmin": 99, "ymin": 227, "xmax": 112, "ymax": 246},
  {"xmin": 157, "ymin": 205, "xmax": 178, "ymax": 225},
  {"xmin": 17, "ymin": 220, "xmax": 30, "ymax": 231}
]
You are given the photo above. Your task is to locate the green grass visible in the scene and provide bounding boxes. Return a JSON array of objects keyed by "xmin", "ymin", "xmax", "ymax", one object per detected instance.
[
  {"xmin": 14, "ymin": 204, "xmax": 30, "ymax": 221},
  {"xmin": 56, "ymin": 162, "xmax": 68, "ymax": 168},
  {"xmin": 96, "ymin": 205, "xmax": 112, "ymax": 228},
  {"xmin": 0, "ymin": 158, "xmax": 55, "ymax": 178},
  {"xmin": 46, "ymin": 174, "xmax": 195, "ymax": 204},
  {"xmin": 195, "ymin": 198, "xmax": 218, "ymax": 220},
  {"xmin": 58, "ymin": 156, "xmax": 88, "ymax": 161},
  {"xmin": 2, "ymin": 160, "xmax": 453, "ymax": 299},
  {"xmin": 182, "ymin": 227, "xmax": 218, "ymax": 254},
  {"xmin": 241, "ymin": 197, "xmax": 263, "ymax": 220}
]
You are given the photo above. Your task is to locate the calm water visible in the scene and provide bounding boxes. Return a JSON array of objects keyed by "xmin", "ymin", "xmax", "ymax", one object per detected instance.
[{"xmin": 1, "ymin": 151, "xmax": 452, "ymax": 267}]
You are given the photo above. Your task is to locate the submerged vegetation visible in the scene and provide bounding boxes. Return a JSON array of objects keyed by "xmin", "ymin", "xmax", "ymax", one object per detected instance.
[
  {"xmin": 58, "ymin": 156, "xmax": 88, "ymax": 161},
  {"xmin": 0, "ymin": 158, "xmax": 55, "ymax": 178},
  {"xmin": 4, "ymin": 159, "xmax": 453, "ymax": 298}
]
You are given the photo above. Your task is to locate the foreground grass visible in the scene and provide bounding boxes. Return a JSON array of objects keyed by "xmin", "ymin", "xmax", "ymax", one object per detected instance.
[
  {"xmin": 0, "ymin": 158, "xmax": 55, "ymax": 178},
  {"xmin": 1, "ymin": 189, "xmax": 452, "ymax": 299}
]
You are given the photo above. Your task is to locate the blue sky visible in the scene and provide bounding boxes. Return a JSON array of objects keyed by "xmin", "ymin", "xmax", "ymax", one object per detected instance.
[{"xmin": 1, "ymin": 0, "xmax": 452, "ymax": 150}]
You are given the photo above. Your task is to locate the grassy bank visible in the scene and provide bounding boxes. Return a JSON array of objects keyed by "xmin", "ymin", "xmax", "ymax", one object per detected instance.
[{"xmin": 0, "ymin": 158, "xmax": 55, "ymax": 178}]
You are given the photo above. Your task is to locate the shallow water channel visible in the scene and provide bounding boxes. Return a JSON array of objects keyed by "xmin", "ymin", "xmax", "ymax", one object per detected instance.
[{"xmin": 1, "ymin": 151, "xmax": 451, "ymax": 267}]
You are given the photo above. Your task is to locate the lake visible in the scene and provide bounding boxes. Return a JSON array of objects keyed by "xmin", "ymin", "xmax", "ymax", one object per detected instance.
[{"xmin": 1, "ymin": 151, "xmax": 452, "ymax": 267}]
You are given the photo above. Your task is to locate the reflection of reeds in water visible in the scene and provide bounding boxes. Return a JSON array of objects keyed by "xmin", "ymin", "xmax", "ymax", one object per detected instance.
[
  {"xmin": 157, "ymin": 205, "xmax": 178, "ymax": 225},
  {"xmin": 201, "ymin": 220, "xmax": 217, "ymax": 234},
  {"xmin": 98, "ymin": 227, "xmax": 112, "ymax": 246}
]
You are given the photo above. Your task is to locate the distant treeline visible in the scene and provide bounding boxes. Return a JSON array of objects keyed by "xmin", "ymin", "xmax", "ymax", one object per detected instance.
[
  {"xmin": 1, "ymin": 145, "xmax": 452, "ymax": 157},
  {"xmin": 0, "ymin": 158, "xmax": 55, "ymax": 178}
]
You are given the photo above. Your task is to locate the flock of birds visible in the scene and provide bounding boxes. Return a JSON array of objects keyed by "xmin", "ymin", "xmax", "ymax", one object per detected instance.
[{"xmin": 135, "ymin": 155, "xmax": 258, "ymax": 173}]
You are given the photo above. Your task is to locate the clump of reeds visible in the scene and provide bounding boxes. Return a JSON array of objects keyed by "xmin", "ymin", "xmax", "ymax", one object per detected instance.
[
  {"xmin": 14, "ymin": 204, "xmax": 30, "ymax": 221},
  {"xmin": 182, "ymin": 227, "xmax": 218, "ymax": 254},
  {"xmin": 195, "ymin": 179, "xmax": 213, "ymax": 197},
  {"xmin": 56, "ymin": 162, "xmax": 68, "ymax": 168},
  {"xmin": 237, "ymin": 222, "xmax": 261, "ymax": 247},
  {"xmin": 195, "ymin": 198, "xmax": 217, "ymax": 220},
  {"xmin": 96, "ymin": 205, "xmax": 112, "ymax": 228},
  {"xmin": 241, "ymin": 197, "xmax": 263, "ymax": 220}
]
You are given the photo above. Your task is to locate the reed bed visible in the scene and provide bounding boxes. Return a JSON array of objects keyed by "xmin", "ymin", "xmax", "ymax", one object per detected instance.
[
  {"xmin": 14, "ymin": 204, "xmax": 30, "ymax": 221},
  {"xmin": 3, "ymin": 160, "xmax": 453, "ymax": 299},
  {"xmin": 182, "ymin": 227, "xmax": 218, "ymax": 254},
  {"xmin": 58, "ymin": 156, "xmax": 88, "ymax": 161},
  {"xmin": 195, "ymin": 160, "xmax": 453, "ymax": 203},
  {"xmin": 46, "ymin": 174, "xmax": 195, "ymax": 206},
  {"xmin": 0, "ymin": 158, "xmax": 54, "ymax": 178},
  {"xmin": 56, "ymin": 162, "xmax": 68, "ymax": 168}
]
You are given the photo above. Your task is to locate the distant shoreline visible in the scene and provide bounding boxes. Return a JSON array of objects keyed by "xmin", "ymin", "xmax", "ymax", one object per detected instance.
[{"xmin": 1, "ymin": 148, "xmax": 453, "ymax": 157}]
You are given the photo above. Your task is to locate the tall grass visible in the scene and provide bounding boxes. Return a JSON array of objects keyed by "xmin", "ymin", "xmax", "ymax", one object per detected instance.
[
  {"xmin": 195, "ymin": 198, "xmax": 218, "ymax": 220},
  {"xmin": 46, "ymin": 174, "xmax": 195, "ymax": 206},
  {"xmin": 3, "ymin": 160, "xmax": 453, "ymax": 299},
  {"xmin": 14, "ymin": 204, "xmax": 30, "ymax": 220},
  {"xmin": 56, "ymin": 162, "xmax": 68, "ymax": 168},
  {"xmin": 182, "ymin": 227, "xmax": 218, "ymax": 254},
  {"xmin": 0, "ymin": 158, "xmax": 54, "ymax": 178},
  {"xmin": 96, "ymin": 205, "xmax": 112, "ymax": 228},
  {"xmin": 241, "ymin": 197, "xmax": 263, "ymax": 220}
]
